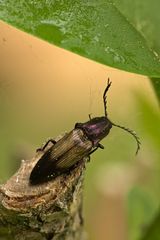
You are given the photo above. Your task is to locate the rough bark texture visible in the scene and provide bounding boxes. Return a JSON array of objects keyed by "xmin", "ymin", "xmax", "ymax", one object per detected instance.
[{"xmin": 0, "ymin": 137, "xmax": 86, "ymax": 240}]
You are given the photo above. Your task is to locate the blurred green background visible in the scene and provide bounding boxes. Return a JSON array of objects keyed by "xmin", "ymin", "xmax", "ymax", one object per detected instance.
[{"xmin": 0, "ymin": 21, "xmax": 159, "ymax": 240}]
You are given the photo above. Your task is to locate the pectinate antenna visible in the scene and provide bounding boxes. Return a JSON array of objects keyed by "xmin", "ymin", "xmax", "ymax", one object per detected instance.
[
  {"xmin": 112, "ymin": 123, "xmax": 141, "ymax": 155},
  {"xmin": 103, "ymin": 78, "xmax": 112, "ymax": 117}
]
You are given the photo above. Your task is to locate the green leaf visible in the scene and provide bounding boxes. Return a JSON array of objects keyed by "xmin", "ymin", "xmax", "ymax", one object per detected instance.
[
  {"xmin": 136, "ymin": 95, "xmax": 160, "ymax": 149},
  {"xmin": 141, "ymin": 211, "xmax": 160, "ymax": 240},
  {"xmin": 128, "ymin": 187, "xmax": 158, "ymax": 240},
  {"xmin": 113, "ymin": 0, "xmax": 160, "ymax": 56},
  {"xmin": 151, "ymin": 78, "xmax": 160, "ymax": 102},
  {"xmin": 134, "ymin": 95, "xmax": 160, "ymax": 239},
  {"xmin": 0, "ymin": 0, "xmax": 160, "ymax": 77},
  {"xmin": 113, "ymin": 0, "xmax": 160, "ymax": 100}
]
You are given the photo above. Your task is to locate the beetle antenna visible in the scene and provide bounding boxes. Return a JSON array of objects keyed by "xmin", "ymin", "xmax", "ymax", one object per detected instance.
[
  {"xmin": 112, "ymin": 123, "xmax": 141, "ymax": 155},
  {"xmin": 103, "ymin": 78, "xmax": 112, "ymax": 117}
]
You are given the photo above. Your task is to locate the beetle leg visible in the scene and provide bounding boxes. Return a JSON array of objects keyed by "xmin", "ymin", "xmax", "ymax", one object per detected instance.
[
  {"xmin": 88, "ymin": 114, "xmax": 92, "ymax": 120},
  {"xmin": 89, "ymin": 147, "xmax": 99, "ymax": 155},
  {"xmin": 89, "ymin": 143, "xmax": 104, "ymax": 156},
  {"xmin": 36, "ymin": 139, "xmax": 56, "ymax": 152},
  {"xmin": 98, "ymin": 143, "xmax": 104, "ymax": 149}
]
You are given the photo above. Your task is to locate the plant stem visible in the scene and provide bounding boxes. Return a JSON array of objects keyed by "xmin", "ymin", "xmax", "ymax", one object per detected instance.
[{"xmin": 0, "ymin": 141, "xmax": 86, "ymax": 240}]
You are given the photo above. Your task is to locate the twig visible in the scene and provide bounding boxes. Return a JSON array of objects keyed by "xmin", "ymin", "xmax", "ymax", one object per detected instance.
[{"xmin": 0, "ymin": 138, "xmax": 86, "ymax": 240}]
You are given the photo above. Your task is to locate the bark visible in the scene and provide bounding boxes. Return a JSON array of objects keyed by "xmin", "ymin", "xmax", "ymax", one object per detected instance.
[{"xmin": 0, "ymin": 137, "xmax": 87, "ymax": 240}]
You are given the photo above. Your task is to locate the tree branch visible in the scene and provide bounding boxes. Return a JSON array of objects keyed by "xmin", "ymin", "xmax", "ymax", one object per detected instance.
[{"xmin": 0, "ymin": 139, "xmax": 86, "ymax": 240}]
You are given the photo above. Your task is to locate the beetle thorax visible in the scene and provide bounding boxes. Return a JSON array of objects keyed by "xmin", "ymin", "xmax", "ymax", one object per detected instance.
[{"xmin": 75, "ymin": 116, "xmax": 112, "ymax": 147}]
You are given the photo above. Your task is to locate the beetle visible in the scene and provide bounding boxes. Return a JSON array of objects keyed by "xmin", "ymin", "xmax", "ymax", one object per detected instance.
[{"xmin": 30, "ymin": 79, "xmax": 140, "ymax": 185}]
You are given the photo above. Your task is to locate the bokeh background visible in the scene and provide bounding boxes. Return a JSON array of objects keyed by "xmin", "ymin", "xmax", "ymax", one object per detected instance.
[{"xmin": 0, "ymin": 21, "xmax": 159, "ymax": 240}]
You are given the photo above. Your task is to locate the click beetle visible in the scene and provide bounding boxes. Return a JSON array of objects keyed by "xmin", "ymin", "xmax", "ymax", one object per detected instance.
[{"xmin": 30, "ymin": 79, "xmax": 140, "ymax": 185}]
